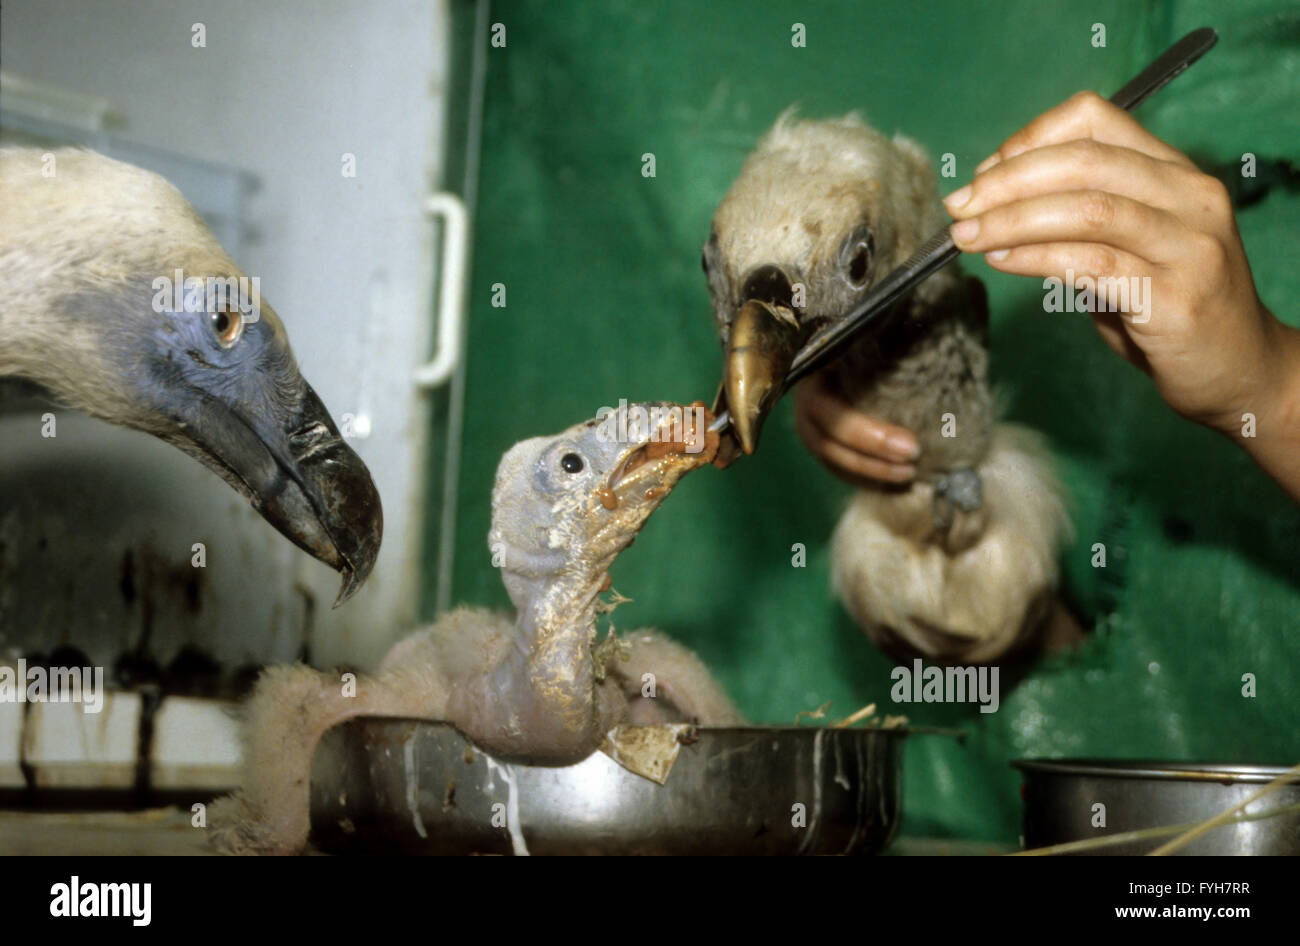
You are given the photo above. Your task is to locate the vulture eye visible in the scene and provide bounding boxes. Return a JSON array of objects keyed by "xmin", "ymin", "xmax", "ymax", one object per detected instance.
[
  {"xmin": 849, "ymin": 247, "xmax": 870, "ymax": 284},
  {"xmin": 560, "ymin": 453, "xmax": 584, "ymax": 474},
  {"xmin": 842, "ymin": 226, "xmax": 875, "ymax": 289},
  {"xmin": 209, "ymin": 309, "xmax": 243, "ymax": 348}
]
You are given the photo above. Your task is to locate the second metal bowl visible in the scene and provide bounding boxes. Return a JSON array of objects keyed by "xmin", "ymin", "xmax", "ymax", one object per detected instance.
[{"xmin": 1014, "ymin": 758, "xmax": 1300, "ymax": 855}]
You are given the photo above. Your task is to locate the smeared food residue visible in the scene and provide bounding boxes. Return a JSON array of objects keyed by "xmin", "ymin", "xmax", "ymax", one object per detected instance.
[
  {"xmin": 485, "ymin": 757, "xmax": 528, "ymax": 856},
  {"xmin": 601, "ymin": 723, "xmax": 693, "ymax": 784},
  {"xmin": 403, "ymin": 736, "xmax": 428, "ymax": 839}
]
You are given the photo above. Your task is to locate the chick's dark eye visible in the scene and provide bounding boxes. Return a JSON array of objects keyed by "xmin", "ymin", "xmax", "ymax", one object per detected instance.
[
  {"xmin": 848, "ymin": 246, "xmax": 870, "ymax": 285},
  {"xmin": 561, "ymin": 453, "xmax": 584, "ymax": 474},
  {"xmin": 842, "ymin": 226, "xmax": 875, "ymax": 288},
  {"xmin": 700, "ymin": 250, "xmax": 709, "ymax": 274}
]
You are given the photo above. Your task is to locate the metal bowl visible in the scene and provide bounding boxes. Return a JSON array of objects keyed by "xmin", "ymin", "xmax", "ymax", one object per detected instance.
[
  {"xmin": 309, "ymin": 719, "xmax": 904, "ymax": 855},
  {"xmin": 1014, "ymin": 759, "xmax": 1300, "ymax": 855}
]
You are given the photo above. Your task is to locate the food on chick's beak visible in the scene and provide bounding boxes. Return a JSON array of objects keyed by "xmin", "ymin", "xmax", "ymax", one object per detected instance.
[{"xmin": 603, "ymin": 401, "xmax": 725, "ymax": 506}]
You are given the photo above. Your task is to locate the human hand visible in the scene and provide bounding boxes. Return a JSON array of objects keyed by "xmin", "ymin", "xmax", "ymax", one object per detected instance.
[
  {"xmin": 943, "ymin": 91, "xmax": 1300, "ymax": 496},
  {"xmin": 793, "ymin": 371, "xmax": 920, "ymax": 486}
]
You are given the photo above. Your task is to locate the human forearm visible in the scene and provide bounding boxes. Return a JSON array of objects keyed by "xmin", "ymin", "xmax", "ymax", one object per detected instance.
[{"xmin": 1229, "ymin": 315, "xmax": 1300, "ymax": 501}]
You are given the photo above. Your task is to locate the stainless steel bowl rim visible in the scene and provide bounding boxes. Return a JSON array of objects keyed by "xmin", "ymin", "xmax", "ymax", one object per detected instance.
[
  {"xmin": 1013, "ymin": 758, "xmax": 1294, "ymax": 783},
  {"xmin": 310, "ymin": 720, "xmax": 910, "ymax": 855}
]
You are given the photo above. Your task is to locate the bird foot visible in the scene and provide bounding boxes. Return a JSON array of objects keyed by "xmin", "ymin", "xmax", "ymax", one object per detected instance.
[{"xmin": 931, "ymin": 468, "xmax": 983, "ymax": 531}]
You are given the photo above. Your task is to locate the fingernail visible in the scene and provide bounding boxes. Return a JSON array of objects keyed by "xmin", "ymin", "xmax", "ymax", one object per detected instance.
[
  {"xmin": 975, "ymin": 153, "xmax": 1001, "ymax": 174},
  {"xmin": 950, "ymin": 218, "xmax": 979, "ymax": 245},
  {"xmin": 943, "ymin": 185, "xmax": 971, "ymax": 211},
  {"xmin": 886, "ymin": 463, "xmax": 918, "ymax": 483},
  {"xmin": 886, "ymin": 433, "xmax": 921, "ymax": 460},
  {"xmin": 986, "ymin": 249, "xmax": 1009, "ymax": 262}
]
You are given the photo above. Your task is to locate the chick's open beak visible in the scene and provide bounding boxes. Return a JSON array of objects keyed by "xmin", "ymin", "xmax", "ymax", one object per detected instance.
[
  {"xmin": 721, "ymin": 297, "xmax": 803, "ymax": 454},
  {"xmin": 605, "ymin": 402, "xmax": 719, "ymax": 500}
]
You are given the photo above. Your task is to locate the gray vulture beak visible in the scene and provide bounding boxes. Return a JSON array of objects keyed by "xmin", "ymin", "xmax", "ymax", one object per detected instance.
[
  {"xmin": 720, "ymin": 264, "xmax": 804, "ymax": 454},
  {"xmin": 159, "ymin": 316, "xmax": 383, "ymax": 606},
  {"xmin": 208, "ymin": 379, "xmax": 383, "ymax": 607}
]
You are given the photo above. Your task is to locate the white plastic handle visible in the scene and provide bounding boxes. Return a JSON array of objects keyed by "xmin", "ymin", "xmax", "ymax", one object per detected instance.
[{"xmin": 413, "ymin": 192, "xmax": 468, "ymax": 388}]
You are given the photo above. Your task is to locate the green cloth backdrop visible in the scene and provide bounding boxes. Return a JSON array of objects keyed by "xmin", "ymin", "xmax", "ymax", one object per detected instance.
[{"xmin": 422, "ymin": 0, "xmax": 1300, "ymax": 843}]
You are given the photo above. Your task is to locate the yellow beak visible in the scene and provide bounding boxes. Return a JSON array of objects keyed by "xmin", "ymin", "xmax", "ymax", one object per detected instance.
[{"xmin": 720, "ymin": 299, "xmax": 802, "ymax": 454}]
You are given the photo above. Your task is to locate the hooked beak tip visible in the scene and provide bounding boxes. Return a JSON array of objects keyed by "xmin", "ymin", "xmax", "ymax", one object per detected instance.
[
  {"xmin": 731, "ymin": 405, "xmax": 761, "ymax": 456},
  {"xmin": 333, "ymin": 566, "xmax": 367, "ymax": 607},
  {"xmin": 323, "ymin": 467, "xmax": 382, "ymax": 607}
]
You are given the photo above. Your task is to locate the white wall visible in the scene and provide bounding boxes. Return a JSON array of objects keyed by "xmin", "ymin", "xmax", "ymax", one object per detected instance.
[{"xmin": 0, "ymin": 0, "xmax": 450, "ymax": 669}]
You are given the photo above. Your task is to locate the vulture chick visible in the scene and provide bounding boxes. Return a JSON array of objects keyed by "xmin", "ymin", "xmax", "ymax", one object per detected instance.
[
  {"xmin": 0, "ymin": 148, "xmax": 381, "ymax": 603},
  {"xmin": 704, "ymin": 114, "xmax": 1070, "ymax": 663},
  {"xmin": 211, "ymin": 401, "xmax": 742, "ymax": 854}
]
